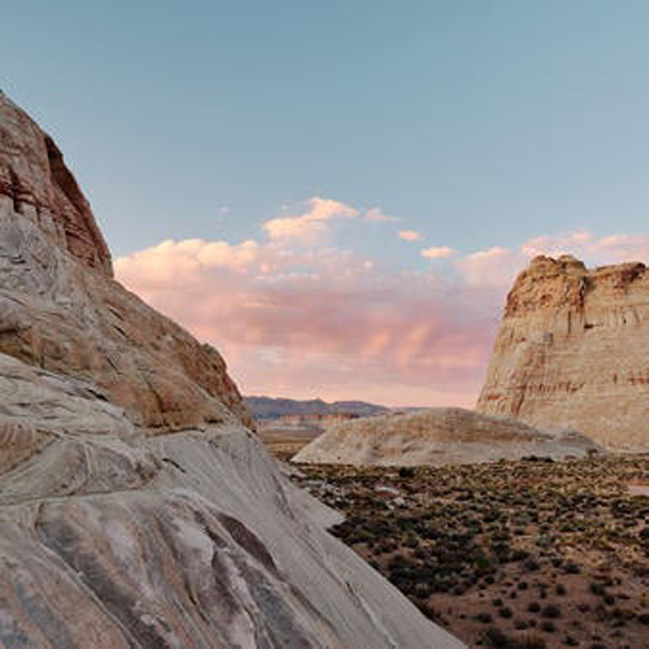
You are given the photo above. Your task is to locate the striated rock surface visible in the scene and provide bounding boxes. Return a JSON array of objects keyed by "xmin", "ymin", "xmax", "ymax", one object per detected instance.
[
  {"xmin": 293, "ymin": 408, "xmax": 601, "ymax": 466},
  {"xmin": 476, "ymin": 255, "xmax": 648, "ymax": 450},
  {"xmin": 0, "ymin": 95, "xmax": 463, "ymax": 647}
]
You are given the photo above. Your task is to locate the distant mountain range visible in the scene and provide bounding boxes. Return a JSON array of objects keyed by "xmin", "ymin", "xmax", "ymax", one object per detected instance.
[{"xmin": 245, "ymin": 396, "xmax": 390, "ymax": 419}]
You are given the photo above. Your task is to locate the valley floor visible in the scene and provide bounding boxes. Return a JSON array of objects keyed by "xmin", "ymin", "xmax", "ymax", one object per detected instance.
[{"xmin": 278, "ymin": 452, "xmax": 649, "ymax": 648}]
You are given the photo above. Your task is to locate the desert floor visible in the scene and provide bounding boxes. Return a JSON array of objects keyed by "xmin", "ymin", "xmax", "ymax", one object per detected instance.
[{"xmin": 265, "ymin": 429, "xmax": 648, "ymax": 649}]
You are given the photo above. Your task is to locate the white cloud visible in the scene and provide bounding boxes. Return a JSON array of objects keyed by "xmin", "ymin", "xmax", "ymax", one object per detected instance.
[
  {"xmin": 421, "ymin": 246, "xmax": 457, "ymax": 259},
  {"xmin": 263, "ymin": 197, "xmax": 358, "ymax": 245}
]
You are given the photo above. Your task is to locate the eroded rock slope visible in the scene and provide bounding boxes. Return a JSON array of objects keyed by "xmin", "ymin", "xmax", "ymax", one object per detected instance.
[
  {"xmin": 0, "ymin": 93, "xmax": 463, "ymax": 648},
  {"xmin": 476, "ymin": 255, "xmax": 648, "ymax": 450}
]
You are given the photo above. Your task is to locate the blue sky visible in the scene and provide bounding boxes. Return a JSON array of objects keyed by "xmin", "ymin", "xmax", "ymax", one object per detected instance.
[
  {"xmin": 2, "ymin": 1, "xmax": 647, "ymax": 403},
  {"xmin": 3, "ymin": 0, "xmax": 648, "ymax": 259}
]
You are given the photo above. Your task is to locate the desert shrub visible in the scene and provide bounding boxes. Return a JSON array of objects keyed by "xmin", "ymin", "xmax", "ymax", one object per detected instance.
[
  {"xmin": 475, "ymin": 553, "xmax": 495, "ymax": 573},
  {"xmin": 540, "ymin": 620, "xmax": 555, "ymax": 633},
  {"xmin": 482, "ymin": 626, "xmax": 510, "ymax": 647},
  {"xmin": 402, "ymin": 530, "xmax": 419, "ymax": 548},
  {"xmin": 512, "ymin": 549, "xmax": 530, "ymax": 561},
  {"xmin": 498, "ymin": 606, "xmax": 513, "ymax": 619},
  {"xmin": 517, "ymin": 636, "xmax": 546, "ymax": 649},
  {"xmin": 589, "ymin": 583, "xmax": 606, "ymax": 597},
  {"xmin": 563, "ymin": 562, "xmax": 581, "ymax": 574},
  {"xmin": 475, "ymin": 612, "xmax": 493, "ymax": 624},
  {"xmin": 541, "ymin": 604, "xmax": 561, "ymax": 619}
]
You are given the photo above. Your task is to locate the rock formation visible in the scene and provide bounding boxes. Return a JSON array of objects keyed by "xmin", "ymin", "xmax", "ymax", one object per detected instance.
[
  {"xmin": 0, "ymin": 93, "xmax": 463, "ymax": 647},
  {"xmin": 476, "ymin": 255, "xmax": 648, "ymax": 450},
  {"xmin": 292, "ymin": 408, "xmax": 601, "ymax": 466}
]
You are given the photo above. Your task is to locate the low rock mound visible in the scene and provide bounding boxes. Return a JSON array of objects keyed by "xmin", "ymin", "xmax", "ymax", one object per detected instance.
[{"xmin": 293, "ymin": 408, "xmax": 602, "ymax": 466}]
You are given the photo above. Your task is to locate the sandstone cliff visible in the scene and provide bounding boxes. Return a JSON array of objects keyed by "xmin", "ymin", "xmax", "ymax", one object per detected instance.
[
  {"xmin": 292, "ymin": 408, "xmax": 601, "ymax": 466},
  {"xmin": 0, "ymin": 92, "xmax": 253, "ymax": 432},
  {"xmin": 476, "ymin": 255, "xmax": 648, "ymax": 450},
  {"xmin": 0, "ymin": 94, "xmax": 463, "ymax": 647}
]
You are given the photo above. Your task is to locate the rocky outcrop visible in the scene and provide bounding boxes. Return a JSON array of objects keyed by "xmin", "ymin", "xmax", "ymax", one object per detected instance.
[
  {"xmin": 293, "ymin": 408, "xmax": 601, "ymax": 466},
  {"xmin": 0, "ymin": 93, "xmax": 112, "ymax": 275},
  {"xmin": 0, "ymin": 93, "xmax": 252, "ymax": 432},
  {"xmin": 0, "ymin": 95, "xmax": 463, "ymax": 647},
  {"xmin": 476, "ymin": 255, "xmax": 648, "ymax": 450}
]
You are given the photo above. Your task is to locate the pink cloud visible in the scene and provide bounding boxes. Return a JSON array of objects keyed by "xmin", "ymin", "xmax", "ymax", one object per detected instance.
[
  {"xmin": 365, "ymin": 207, "xmax": 400, "ymax": 222},
  {"xmin": 116, "ymin": 238, "xmax": 494, "ymax": 407},
  {"xmin": 262, "ymin": 197, "xmax": 358, "ymax": 245},
  {"xmin": 115, "ymin": 222, "xmax": 646, "ymax": 408},
  {"xmin": 421, "ymin": 246, "xmax": 457, "ymax": 259},
  {"xmin": 456, "ymin": 246, "xmax": 523, "ymax": 290},
  {"xmin": 398, "ymin": 230, "xmax": 422, "ymax": 241}
]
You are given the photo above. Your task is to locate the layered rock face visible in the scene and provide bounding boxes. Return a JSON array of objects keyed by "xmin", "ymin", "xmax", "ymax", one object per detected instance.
[
  {"xmin": 477, "ymin": 255, "xmax": 648, "ymax": 450},
  {"xmin": 0, "ymin": 94, "xmax": 463, "ymax": 647},
  {"xmin": 293, "ymin": 408, "xmax": 601, "ymax": 466},
  {"xmin": 0, "ymin": 93, "xmax": 112, "ymax": 275}
]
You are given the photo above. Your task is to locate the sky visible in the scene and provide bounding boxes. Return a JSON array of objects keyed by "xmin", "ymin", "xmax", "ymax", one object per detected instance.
[{"xmin": 1, "ymin": 1, "xmax": 648, "ymax": 406}]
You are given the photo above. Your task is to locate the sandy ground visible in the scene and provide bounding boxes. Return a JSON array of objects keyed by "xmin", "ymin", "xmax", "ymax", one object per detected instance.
[{"xmin": 257, "ymin": 421, "xmax": 323, "ymax": 457}]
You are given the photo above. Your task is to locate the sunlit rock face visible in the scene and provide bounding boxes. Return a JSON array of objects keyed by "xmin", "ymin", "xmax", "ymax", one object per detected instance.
[
  {"xmin": 477, "ymin": 255, "xmax": 648, "ymax": 451},
  {"xmin": 0, "ymin": 94, "xmax": 463, "ymax": 647},
  {"xmin": 293, "ymin": 408, "xmax": 601, "ymax": 466},
  {"xmin": 0, "ymin": 93, "xmax": 112, "ymax": 275},
  {"xmin": 0, "ymin": 92, "xmax": 252, "ymax": 432}
]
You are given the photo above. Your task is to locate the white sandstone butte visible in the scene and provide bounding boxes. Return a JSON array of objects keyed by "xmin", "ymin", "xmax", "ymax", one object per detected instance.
[
  {"xmin": 476, "ymin": 254, "xmax": 648, "ymax": 451},
  {"xmin": 0, "ymin": 92, "xmax": 464, "ymax": 648}
]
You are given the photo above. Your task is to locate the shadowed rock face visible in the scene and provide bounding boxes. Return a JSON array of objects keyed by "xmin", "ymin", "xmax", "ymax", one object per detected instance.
[
  {"xmin": 293, "ymin": 407, "xmax": 602, "ymax": 466},
  {"xmin": 0, "ymin": 95, "xmax": 464, "ymax": 647},
  {"xmin": 476, "ymin": 255, "xmax": 648, "ymax": 450}
]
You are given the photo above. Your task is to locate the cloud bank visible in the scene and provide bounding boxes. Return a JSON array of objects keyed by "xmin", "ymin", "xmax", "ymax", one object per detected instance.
[{"xmin": 116, "ymin": 198, "xmax": 647, "ymax": 407}]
